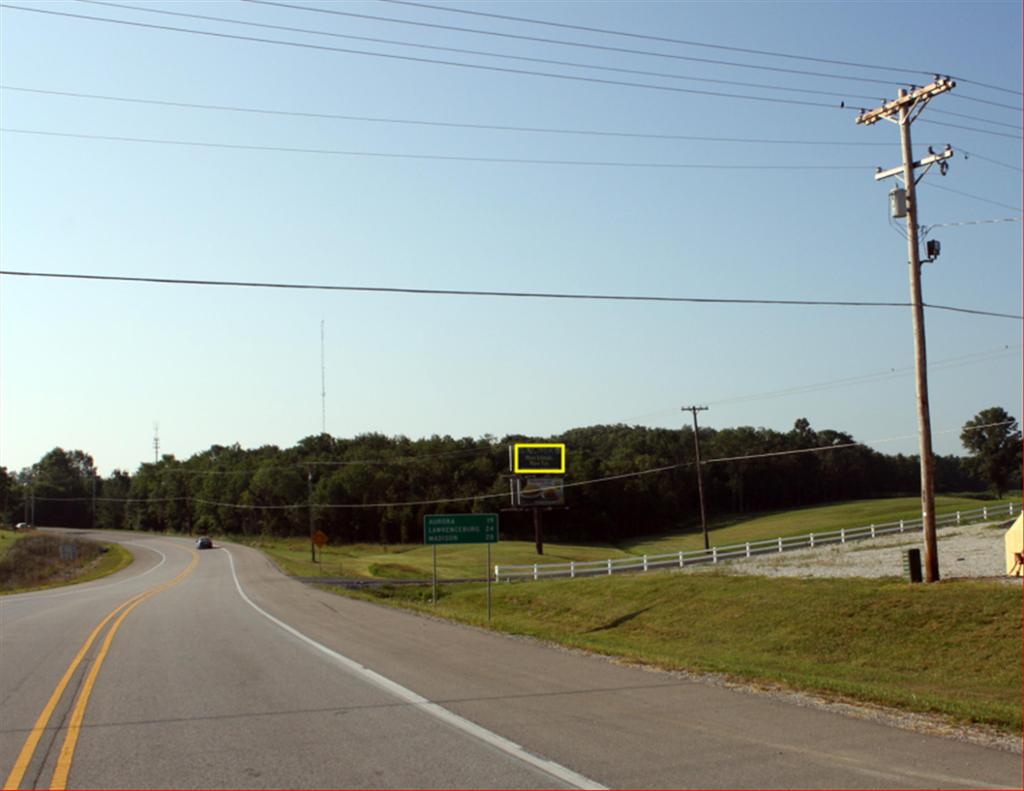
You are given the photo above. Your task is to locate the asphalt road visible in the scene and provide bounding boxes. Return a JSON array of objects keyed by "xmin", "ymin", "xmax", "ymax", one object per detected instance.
[{"xmin": 1, "ymin": 531, "xmax": 1020, "ymax": 789}]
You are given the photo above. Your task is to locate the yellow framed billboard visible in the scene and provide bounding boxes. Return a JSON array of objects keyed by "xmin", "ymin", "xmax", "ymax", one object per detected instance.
[{"xmin": 513, "ymin": 443, "xmax": 566, "ymax": 474}]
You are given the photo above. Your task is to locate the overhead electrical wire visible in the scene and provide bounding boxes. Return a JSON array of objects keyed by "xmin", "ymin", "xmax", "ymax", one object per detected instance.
[
  {"xmin": 929, "ymin": 108, "xmax": 1022, "ymax": 131},
  {"xmin": 242, "ymin": 0, "xmax": 1020, "ymax": 111},
  {"xmin": 240, "ymin": 0, "xmax": 966, "ymax": 95},
  {"xmin": 76, "ymin": 0, "xmax": 1021, "ymax": 130},
  {"xmin": 28, "ymin": 347, "xmax": 1019, "ymax": 483},
  {"xmin": 32, "ymin": 422, "xmax": 1018, "ymax": 509},
  {"xmin": 1, "ymin": 270, "xmax": 1020, "ymax": 320},
  {"xmin": 947, "ymin": 93, "xmax": 1023, "ymax": 113},
  {"xmin": 924, "ymin": 182, "xmax": 1022, "ymax": 213},
  {"xmin": 919, "ymin": 119, "xmax": 1022, "ymax": 140},
  {"xmin": 925, "ymin": 217, "xmax": 1022, "ymax": 230},
  {"xmin": 0, "ymin": 85, "xmax": 956, "ymax": 149},
  {"xmin": 0, "ymin": 127, "xmax": 879, "ymax": 169},
  {"xmin": 379, "ymin": 0, "xmax": 1024, "ymax": 98},
  {"xmin": 618, "ymin": 345, "xmax": 1022, "ymax": 422},
  {"xmin": 961, "ymin": 150, "xmax": 1024, "ymax": 172},
  {"xmin": 0, "ymin": 4, "xmax": 858, "ymax": 110},
  {"xmin": 69, "ymin": 0, "xmax": 887, "ymax": 104}
]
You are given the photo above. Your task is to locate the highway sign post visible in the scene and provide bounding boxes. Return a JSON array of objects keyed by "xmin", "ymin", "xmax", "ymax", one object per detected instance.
[
  {"xmin": 424, "ymin": 514, "xmax": 499, "ymax": 618},
  {"xmin": 312, "ymin": 530, "xmax": 328, "ymax": 571}
]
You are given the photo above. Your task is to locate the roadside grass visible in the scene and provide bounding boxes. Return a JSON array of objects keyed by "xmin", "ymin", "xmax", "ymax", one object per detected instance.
[
  {"xmin": 245, "ymin": 494, "xmax": 1019, "ymax": 581},
  {"xmin": 0, "ymin": 528, "xmax": 21, "ymax": 563},
  {"xmin": 620, "ymin": 494, "xmax": 1021, "ymax": 555},
  {"xmin": 335, "ymin": 572, "xmax": 1023, "ymax": 731},
  {"xmin": 0, "ymin": 533, "xmax": 133, "ymax": 594},
  {"xmin": 242, "ymin": 536, "xmax": 630, "ymax": 580}
]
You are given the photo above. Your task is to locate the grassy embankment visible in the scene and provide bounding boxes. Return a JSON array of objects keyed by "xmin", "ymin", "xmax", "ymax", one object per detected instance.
[
  {"xmin": 337, "ymin": 572, "xmax": 1022, "ymax": 731},
  {"xmin": 248, "ymin": 494, "xmax": 1019, "ymax": 581},
  {"xmin": 0, "ymin": 530, "xmax": 133, "ymax": 594}
]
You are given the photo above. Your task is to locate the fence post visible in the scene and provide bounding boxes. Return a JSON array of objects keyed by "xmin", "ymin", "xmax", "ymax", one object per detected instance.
[
  {"xmin": 570, "ymin": 561, "xmax": 575, "ymax": 579},
  {"xmin": 778, "ymin": 537, "xmax": 783, "ymax": 553},
  {"xmin": 607, "ymin": 558, "xmax": 612, "ymax": 575},
  {"xmin": 679, "ymin": 551, "xmax": 684, "ymax": 568},
  {"xmin": 745, "ymin": 542, "xmax": 751, "ymax": 558},
  {"xmin": 533, "ymin": 564, "xmax": 538, "ymax": 581},
  {"xmin": 712, "ymin": 547, "xmax": 718, "ymax": 564},
  {"xmin": 956, "ymin": 510, "xmax": 961, "ymax": 525},
  {"xmin": 870, "ymin": 524, "xmax": 876, "ymax": 539},
  {"xmin": 840, "ymin": 528, "xmax": 845, "ymax": 544},
  {"xmin": 898, "ymin": 520, "xmax": 903, "ymax": 533},
  {"xmin": 983, "ymin": 506, "xmax": 988, "ymax": 520},
  {"xmin": 1010, "ymin": 503, "xmax": 1015, "ymax": 516},
  {"xmin": 643, "ymin": 555, "xmax": 648, "ymax": 572},
  {"xmin": 809, "ymin": 533, "xmax": 815, "ymax": 548}
]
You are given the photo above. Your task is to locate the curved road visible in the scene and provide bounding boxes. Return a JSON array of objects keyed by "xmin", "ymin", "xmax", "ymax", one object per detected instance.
[{"xmin": 1, "ymin": 531, "xmax": 1019, "ymax": 789}]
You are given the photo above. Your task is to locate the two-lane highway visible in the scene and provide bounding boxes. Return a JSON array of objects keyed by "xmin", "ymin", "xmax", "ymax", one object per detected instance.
[{"xmin": 2, "ymin": 531, "xmax": 1020, "ymax": 789}]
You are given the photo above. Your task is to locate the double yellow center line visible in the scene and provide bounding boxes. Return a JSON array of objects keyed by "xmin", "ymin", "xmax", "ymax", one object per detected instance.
[{"xmin": 3, "ymin": 544, "xmax": 199, "ymax": 791}]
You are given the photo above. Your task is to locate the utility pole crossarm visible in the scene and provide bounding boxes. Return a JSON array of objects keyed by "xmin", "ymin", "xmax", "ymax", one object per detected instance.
[
  {"xmin": 875, "ymin": 147, "xmax": 954, "ymax": 181},
  {"xmin": 855, "ymin": 78, "xmax": 956, "ymax": 126}
]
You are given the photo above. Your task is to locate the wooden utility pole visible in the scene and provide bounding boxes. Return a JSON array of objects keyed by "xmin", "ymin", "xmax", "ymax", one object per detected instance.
[
  {"xmin": 857, "ymin": 78, "xmax": 955, "ymax": 583},
  {"xmin": 307, "ymin": 466, "xmax": 316, "ymax": 562},
  {"xmin": 682, "ymin": 406, "xmax": 710, "ymax": 550}
]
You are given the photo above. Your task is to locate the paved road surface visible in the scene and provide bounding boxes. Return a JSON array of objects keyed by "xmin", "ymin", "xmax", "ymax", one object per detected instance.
[{"xmin": 1, "ymin": 531, "xmax": 1019, "ymax": 789}]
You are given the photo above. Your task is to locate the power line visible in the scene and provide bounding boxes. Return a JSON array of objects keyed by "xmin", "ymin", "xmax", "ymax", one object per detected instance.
[
  {"xmin": 69, "ymin": 0, "xmax": 887, "ymax": 104},
  {"xmin": 961, "ymin": 150, "xmax": 1024, "ymax": 172},
  {"xmin": 919, "ymin": 119, "xmax": 1023, "ymax": 140},
  {"xmin": 925, "ymin": 216, "xmax": 1022, "ymax": 230},
  {"xmin": 380, "ymin": 0, "xmax": 1024, "ymax": 98},
  {"xmin": 1, "ymin": 270, "xmax": 1020, "ymax": 320},
  {"xmin": 81, "ymin": 0, "xmax": 1021, "ymax": 132},
  {"xmin": 924, "ymin": 182, "xmax": 1022, "ymax": 213},
  {"xmin": 929, "ymin": 108, "xmax": 1023, "ymax": 131},
  {"xmin": 0, "ymin": 85, "xmax": 952, "ymax": 148},
  {"xmin": 619, "ymin": 345, "xmax": 1022, "ymax": 421},
  {"xmin": 0, "ymin": 5, "xmax": 854, "ymax": 110},
  {"xmin": 0, "ymin": 127, "xmax": 878, "ymax": 169},
  {"xmin": 948, "ymin": 93, "xmax": 1024, "ymax": 113},
  {"xmin": 240, "ymin": 0, "xmax": 929, "ymax": 92},
  {"xmin": 35, "ymin": 422, "xmax": 1018, "ymax": 509}
]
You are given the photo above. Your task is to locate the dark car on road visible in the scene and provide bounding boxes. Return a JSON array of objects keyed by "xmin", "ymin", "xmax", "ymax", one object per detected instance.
[{"xmin": 196, "ymin": 537, "xmax": 213, "ymax": 550}]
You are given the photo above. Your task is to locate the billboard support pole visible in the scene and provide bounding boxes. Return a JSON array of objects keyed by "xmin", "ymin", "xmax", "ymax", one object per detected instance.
[
  {"xmin": 533, "ymin": 507, "xmax": 543, "ymax": 556},
  {"xmin": 432, "ymin": 546, "xmax": 437, "ymax": 605},
  {"xmin": 487, "ymin": 543, "xmax": 492, "ymax": 622}
]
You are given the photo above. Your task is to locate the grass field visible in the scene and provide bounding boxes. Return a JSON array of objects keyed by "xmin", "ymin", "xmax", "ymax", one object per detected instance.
[
  {"xmin": 247, "ymin": 494, "xmax": 1018, "ymax": 581},
  {"xmin": 244, "ymin": 536, "xmax": 630, "ymax": 581},
  {"xmin": 0, "ymin": 529, "xmax": 20, "ymax": 563},
  {"xmin": 0, "ymin": 532, "xmax": 133, "ymax": 594},
  {"xmin": 336, "ymin": 572, "xmax": 1023, "ymax": 731}
]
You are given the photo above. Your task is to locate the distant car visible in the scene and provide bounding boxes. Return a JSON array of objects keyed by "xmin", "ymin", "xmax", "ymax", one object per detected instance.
[
  {"xmin": 15, "ymin": 522, "xmax": 30, "ymax": 530},
  {"xmin": 196, "ymin": 537, "xmax": 214, "ymax": 550}
]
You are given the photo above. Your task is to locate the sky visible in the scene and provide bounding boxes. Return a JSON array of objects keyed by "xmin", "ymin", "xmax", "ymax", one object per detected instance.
[{"xmin": 1, "ymin": 0, "xmax": 1021, "ymax": 476}]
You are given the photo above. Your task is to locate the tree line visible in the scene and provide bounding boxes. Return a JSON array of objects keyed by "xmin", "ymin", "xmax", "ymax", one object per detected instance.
[{"xmin": 2, "ymin": 409, "xmax": 1019, "ymax": 545}]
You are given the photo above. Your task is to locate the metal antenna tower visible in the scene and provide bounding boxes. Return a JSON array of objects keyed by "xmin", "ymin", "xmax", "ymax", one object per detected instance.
[{"xmin": 153, "ymin": 421, "xmax": 160, "ymax": 463}]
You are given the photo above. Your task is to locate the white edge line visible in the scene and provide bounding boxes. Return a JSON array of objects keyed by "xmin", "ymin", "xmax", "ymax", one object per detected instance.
[
  {"xmin": 219, "ymin": 546, "xmax": 606, "ymax": 791},
  {"xmin": 1, "ymin": 543, "xmax": 168, "ymax": 602}
]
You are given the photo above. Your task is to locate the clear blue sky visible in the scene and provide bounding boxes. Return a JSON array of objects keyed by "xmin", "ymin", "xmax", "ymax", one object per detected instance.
[{"xmin": 1, "ymin": 0, "xmax": 1021, "ymax": 476}]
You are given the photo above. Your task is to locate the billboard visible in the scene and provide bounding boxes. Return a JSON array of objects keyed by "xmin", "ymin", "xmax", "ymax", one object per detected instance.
[
  {"xmin": 513, "ymin": 443, "xmax": 566, "ymax": 474},
  {"xmin": 516, "ymin": 476, "xmax": 565, "ymax": 507}
]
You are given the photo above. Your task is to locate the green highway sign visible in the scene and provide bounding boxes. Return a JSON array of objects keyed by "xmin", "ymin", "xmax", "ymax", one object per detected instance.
[{"xmin": 424, "ymin": 513, "xmax": 499, "ymax": 545}]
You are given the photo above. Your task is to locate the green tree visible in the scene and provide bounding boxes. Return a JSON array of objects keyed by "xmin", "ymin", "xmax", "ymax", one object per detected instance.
[{"xmin": 960, "ymin": 407, "xmax": 1022, "ymax": 497}]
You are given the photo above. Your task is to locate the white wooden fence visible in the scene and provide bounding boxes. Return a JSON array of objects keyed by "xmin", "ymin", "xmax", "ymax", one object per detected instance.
[{"xmin": 494, "ymin": 502, "xmax": 1019, "ymax": 582}]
